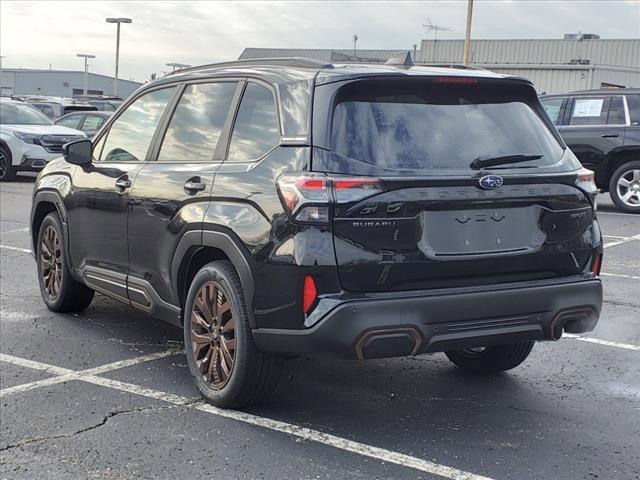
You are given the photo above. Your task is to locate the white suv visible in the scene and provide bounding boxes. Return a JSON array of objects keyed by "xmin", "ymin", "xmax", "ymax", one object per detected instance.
[{"xmin": 0, "ymin": 99, "xmax": 86, "ymax": 181}]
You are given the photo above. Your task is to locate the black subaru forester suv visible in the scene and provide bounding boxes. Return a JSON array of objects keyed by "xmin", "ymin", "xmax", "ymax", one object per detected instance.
[{"xmin": 31, "ymin": 57, "xmax": 603, "ymax": 408}]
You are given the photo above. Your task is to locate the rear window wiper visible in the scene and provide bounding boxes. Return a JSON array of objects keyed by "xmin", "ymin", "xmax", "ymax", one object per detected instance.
[{"xmin": 470, "ymin": 154, "xmax": 543, "ymax": 170}]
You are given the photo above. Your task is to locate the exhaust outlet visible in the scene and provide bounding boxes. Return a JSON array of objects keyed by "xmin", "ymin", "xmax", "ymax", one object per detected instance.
[
  {"xmin": 550, "ymin": 307, "xmax": 598, "ymax": 340},
  {"xmin": 354, "ymin": 327, "xmax": 422, "ymax": 360}
]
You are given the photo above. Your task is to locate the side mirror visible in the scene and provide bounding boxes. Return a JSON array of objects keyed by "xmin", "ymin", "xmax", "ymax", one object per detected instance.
[{"xmin": 63, "ymin": 139, "xmax": 93, "ymax": 165}]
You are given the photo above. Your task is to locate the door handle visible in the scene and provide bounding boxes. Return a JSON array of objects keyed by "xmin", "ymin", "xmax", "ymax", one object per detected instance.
[
  {"xmin": 115, "ymin": 178, "xmax": 132, "ymax": 191},
  {"xmin": 601, "ymin": 133, "xmax": 620, "ymax": 138},
  {"xmin": 184, "ymin": 178, "xmax": 206, "ymax": 194}
]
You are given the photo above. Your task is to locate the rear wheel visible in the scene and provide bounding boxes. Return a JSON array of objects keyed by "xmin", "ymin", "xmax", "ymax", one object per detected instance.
[
  {"xmin": 37, "ymin": 213, "xmax": 94, "ymax": 312},
  {"xmin": 445, "ymin": 341, "xmax": 535, "ymax": 373},
  {"xmin": 0, "ymin": 145, "xmax": 16, "ymax": 182},
  {"xmin": 609, "ymin": 161, "xmax": 640, "ymax": 213},
  {"xmin": 184, "ymin": 260, "xmax": 283, "ymax": 408}
]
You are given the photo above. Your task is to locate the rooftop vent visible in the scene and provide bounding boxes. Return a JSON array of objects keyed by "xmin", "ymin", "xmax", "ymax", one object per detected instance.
[{"xmin": 564, "ymin": 33, "xmax": 600, "ymax": 40}]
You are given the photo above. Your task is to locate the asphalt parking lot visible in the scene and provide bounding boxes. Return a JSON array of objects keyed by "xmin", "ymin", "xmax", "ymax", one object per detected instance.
[{"xmin": 1, "ymin": 176, "xmax": 639, "ymax": 480}]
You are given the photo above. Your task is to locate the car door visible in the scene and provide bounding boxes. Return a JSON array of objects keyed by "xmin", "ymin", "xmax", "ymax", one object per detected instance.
[
  {"xmin": 67, "ymin": 86, "xmax": 178, "ymax": 300},
  {"xmin": 127, "ymin": 80, "xmax": 242, "ymax": 309},
  {"xmin": 557, "ymin": 95, "xmax": 627, "ymax": 183},
  {"xmin": 624, "ymin": 93, "xmax": 640, "ymax": 147}
]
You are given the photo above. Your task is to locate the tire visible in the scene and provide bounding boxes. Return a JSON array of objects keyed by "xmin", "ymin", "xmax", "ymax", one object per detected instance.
[
  {"xmin": 0, "ymin": 145, "xmax": 16, "ymax": 182},
  {"xmin": 445, "ymin": 341, "xmax": 535, "ymax": 374},
  {"xmin": 184, "ymin": 260, "xmax": 283, "ymax": 408},
  {"xmin": 609, "ymin": 161, "xmax": 640, "ymax": 213},
  {"xmin": 36, "ymin": 212, "xmax": 94, "ymax": 312}
]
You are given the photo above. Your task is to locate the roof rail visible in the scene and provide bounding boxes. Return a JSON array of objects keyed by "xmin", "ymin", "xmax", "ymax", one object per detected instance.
[{"xmin": 166, "ymin": 57, "xmax": 333, "ymax": 76}]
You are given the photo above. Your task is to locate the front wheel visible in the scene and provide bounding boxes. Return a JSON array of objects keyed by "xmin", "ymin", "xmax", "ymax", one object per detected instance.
[
  {"xmin": 184, "ymin": 260, "xmax": 283, "ymax": 408},
  {"xmin": 445, "ymin": 341, "xmax": 535, "ymax": 373},
  {"xmin": 0, "ymin": 145, "xmax": 16, "ymax": 182},
  {"xmin": 609, "ymin": 161, "xmax": 640, "ymax": 213}
]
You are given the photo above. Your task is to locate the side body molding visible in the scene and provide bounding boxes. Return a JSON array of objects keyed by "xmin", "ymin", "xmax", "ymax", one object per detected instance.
[{"xmin": 171, "ymin": 230, "xmax": 256, "ymax": 326}]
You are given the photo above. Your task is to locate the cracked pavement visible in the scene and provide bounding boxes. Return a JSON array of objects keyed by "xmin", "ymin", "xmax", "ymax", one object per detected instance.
[{"xmin": 1, "ymin": 178, "xmax": 640, "ymax": 479}]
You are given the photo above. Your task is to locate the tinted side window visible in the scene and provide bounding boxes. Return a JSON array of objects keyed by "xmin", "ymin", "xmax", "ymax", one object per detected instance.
[
  {"xmin": 626, "ymin": 94, "xmax": 640, "ymax": 126},
  {"xmin": 227, "ymin": 83, "xmax": 280, "ymax": 162},
  {"xmin": 569, "ymin": 97, "xmax": 609, "ymax": 126},
  {"xmin": 158, "ymin": 82, "xmax": 237, "ymax": 162},
  {"xmin": 541, "ymin": 98, "xmax": 564, "ymax": 125},
  {"xmin": 57, "ymin": 114, "xmax": 83, "ymax": 129},
  {"xmin": 607, "ymin": 96, "xmax": 626, "ymax": 125},
  {"xmin": 99, "ymin": 87, "xmax": 175, "ymax": 162}
]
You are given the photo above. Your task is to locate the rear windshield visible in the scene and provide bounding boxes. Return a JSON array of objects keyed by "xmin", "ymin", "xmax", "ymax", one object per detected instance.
[{"xmin": 329, "ymin": 80, "xmax": 564, "ymax": 174}]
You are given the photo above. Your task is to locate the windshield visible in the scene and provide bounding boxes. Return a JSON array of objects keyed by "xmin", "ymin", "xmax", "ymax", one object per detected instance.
[
  {"xmin": 0, "ymin": 102, "xmax": 53, "ymax": 125},
  {"xmin": 329, "ymin": 80, "xmax": 564, "ymax": 173}
]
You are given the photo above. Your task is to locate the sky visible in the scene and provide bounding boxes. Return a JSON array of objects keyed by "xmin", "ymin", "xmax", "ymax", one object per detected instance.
[{"xmin": 1, "ymin": 0, "xmax": 639, "ymax": 82}]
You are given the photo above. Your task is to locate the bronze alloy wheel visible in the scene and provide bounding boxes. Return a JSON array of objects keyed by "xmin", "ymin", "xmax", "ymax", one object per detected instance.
[
  {"xmin": 40, "ymin": 225, "xmax": 63, "ymax": 301},
  {"xmin": 190, "ymin": 281, "xmax": 237, "ymax": 390}
]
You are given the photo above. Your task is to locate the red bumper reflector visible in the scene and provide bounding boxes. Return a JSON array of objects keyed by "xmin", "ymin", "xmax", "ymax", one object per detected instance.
[
  {"xmin": 303, "ymin": 275, "xmax": 317, "ymax": 314},
  {"xmin": 591, "ymin": 254, "xmax": 602, "ymax": 276}
]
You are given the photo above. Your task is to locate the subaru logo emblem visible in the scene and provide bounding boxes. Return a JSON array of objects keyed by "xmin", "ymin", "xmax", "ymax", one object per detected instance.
[{"xmin": 479, "ymin": 175, "xmax": 504, "ymax": 190}]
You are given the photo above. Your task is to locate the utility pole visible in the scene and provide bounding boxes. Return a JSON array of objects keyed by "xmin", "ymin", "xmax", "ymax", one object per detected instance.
[
  {"xmin": 76, "ymin": 54, "xmax": 95, "ymax": 94},
  {"xmin": 353, "ymin": 34, "xmax": 358, "ymax": 56},
  {"xmin": 463, "ymin": 0, "xmax": 474, "ymax": 65},
  {"xmin": 0, "ymin": 56, "xmax": 4, "ymax": 95},
  {"xmin": 106, "ymin": 17, "xmax": 132, "ymax": 96}
]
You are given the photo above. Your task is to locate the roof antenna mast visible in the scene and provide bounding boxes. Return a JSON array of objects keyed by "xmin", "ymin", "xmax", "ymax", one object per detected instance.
[{"xmin": 422, "ymin": 18, "xmax": 452, "ymax": 62}]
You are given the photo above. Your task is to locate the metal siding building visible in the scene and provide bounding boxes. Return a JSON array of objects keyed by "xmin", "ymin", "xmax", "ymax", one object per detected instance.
[
  {"xmin": 418, "ymin": 39, "xmax": 640, "ymax": 67},
  {"xmin": 417, "ymin": 39, "xmax": 640, "ymax": 93},
  {"xmin": 240, "ymin": 39, "xmax": 640, "ymax": 94},
  {"xmin": 0, "ymin": 69, "xmax": 142, "ymax": 99},
  {"xmin": 239, "ymin": 48, "xmax": 405, "ymax": 63}
]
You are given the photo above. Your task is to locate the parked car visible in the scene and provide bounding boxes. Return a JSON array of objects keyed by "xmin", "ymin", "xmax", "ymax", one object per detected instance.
[
  {"xmin": 0, "ymin": 99, "xmax": 86, "ymax": 181},
  {"xmin": 30, "ymin": 57, "xmax": 603, "ymax": 408},
  {"xmin": 25, "ymin": 98, "xmax": 97, "ymax": 120},
  {"xmin": 55, "ymin": 111, "xmax": 112, "ymax": 137},
  {"xmin": 541, "ymin": 88, "xmax": 640, "ymax": 212}
]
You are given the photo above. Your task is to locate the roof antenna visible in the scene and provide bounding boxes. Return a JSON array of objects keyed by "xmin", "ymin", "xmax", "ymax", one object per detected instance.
[
  {"xmin": 422, "ymin": 18, "xmax": 452, "ymax": 62},
  {"xmin": 385, "ymin": 51, "xmax": 414, "ymax": 67}
]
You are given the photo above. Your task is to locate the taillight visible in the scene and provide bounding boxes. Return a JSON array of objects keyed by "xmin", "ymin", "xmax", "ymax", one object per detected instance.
[
  {"xmin": 302, "ymin": 275, "xmax": 317, "ymax": 314},
  {"xmin": 276, "ymin": 173, "xmax": 383, "ymax": 223},
  {"xmin": 575, "ymin": 167, "xmax": 598, "ymax": 210},
  {"xmin": 333, "ymin": 177, "xmax": 383, "ymax": 203},
  {"xmin": 277, "ymin": 173, "xmax": 330, "ymax": 223}
]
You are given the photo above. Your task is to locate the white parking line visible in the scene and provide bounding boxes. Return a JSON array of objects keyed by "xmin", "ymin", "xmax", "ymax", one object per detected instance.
[
  {"xmin": 603, "ymin": 234, "xmax": 640, "ymax": 249},
  {"xmin": 0, "ymin": 227, "xmax": 29, "ymax": 235},
  {"xmin": 598, "ymin": 211, "xmax": 640, "ymax": 217},
  {"xmin": 601, "ymin": 272, "xmax": 640, "ymax": 281},
  {"xmin": 563, "ymin": 334, "xmax": 640, "ymax": 352},
  {"xmin": 0, "ymin": 349, "xmax": 181, "ymax": 398},
  {"xmin": 0, "ymin": 244, "xmax": 32, "ymax": 254},
  {"xmin": 0, "ymin": 352, "xmax": 495, "ymax": 480}
]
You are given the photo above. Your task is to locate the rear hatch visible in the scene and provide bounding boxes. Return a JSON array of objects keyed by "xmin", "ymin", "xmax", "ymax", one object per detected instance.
[{"xmin": 312, "ymin": 76, "xmax": 597, "ymax": 292}]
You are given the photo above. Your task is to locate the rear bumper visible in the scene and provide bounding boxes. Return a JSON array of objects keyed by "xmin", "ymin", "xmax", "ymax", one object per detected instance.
[{"xmin": 252, "ymin": 277, "xmax": 602, "ymax": 359}]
